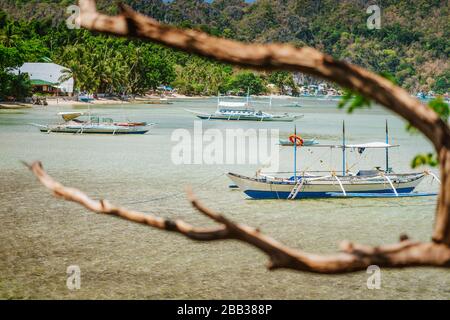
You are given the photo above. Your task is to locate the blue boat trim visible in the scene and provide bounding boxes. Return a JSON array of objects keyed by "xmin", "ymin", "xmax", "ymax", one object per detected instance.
[
  {"xmin": 242, "ymin": 187, "xmax": 436, "ymax": 199},
  {"xmin": 326, "ymin": 192, "xmax": 437, "ymax": 198},
  {"xmin": 39, "ymin": 129, "xmax": 149, "ymax": 135},
  {"xmin": 196, "ymin": 115, "xmax": 295, "ymax": 122}
]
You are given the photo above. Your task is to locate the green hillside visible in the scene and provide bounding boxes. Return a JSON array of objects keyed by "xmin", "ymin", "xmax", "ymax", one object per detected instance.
[{"xmin": 0, "ymin": 0, "xmax": 448, "ymax": 98}]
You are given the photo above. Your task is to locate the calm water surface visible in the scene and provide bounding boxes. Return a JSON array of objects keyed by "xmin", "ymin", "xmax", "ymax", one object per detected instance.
[{"xmin": 0, "ymin": 98, "xmax": 448, "ymax": 299}]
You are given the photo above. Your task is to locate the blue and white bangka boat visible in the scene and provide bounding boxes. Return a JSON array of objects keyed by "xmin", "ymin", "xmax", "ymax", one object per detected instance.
[
  {"xmin": 186, "ymin": 95, "xmax": 303, "ymax": 122},
  {"xmin": 227, "ymin": 169, "xmax": 427, "ymax": 200},
  {"xmin": 228, "ymin": 122, "xmax": 437, "ymax": 200}
]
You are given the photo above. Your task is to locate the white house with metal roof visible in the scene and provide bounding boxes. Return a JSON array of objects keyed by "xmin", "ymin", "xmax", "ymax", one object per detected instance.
[{"xmin": 12, "ymin": 63, "xmax": 74, "ymax": 95}]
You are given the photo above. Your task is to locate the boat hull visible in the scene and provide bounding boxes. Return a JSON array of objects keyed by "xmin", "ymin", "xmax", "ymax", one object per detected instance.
[
  {"xmin": 227, "ymin": 172, "xmax": 426, "ymax": 199},
  {"xmin": 39, "ymin": 125, "xmax": 150, "ymax": 134},
  {"xmin": 195, "ymin": 114, "xmax": 300, "ymax": 122}
]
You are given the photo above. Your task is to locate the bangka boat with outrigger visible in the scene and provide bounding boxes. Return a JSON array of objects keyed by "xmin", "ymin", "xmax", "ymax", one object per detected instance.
[
  {"xmin": 228, "ymin": 121, "xmax": 440, "ymax": 200},
  {"xmin": 186, "ymin": 93, "xmax": 303, "ymax": 122},
  {"xmin": 32, "ymin": 112, "xmax": 154, "ymax": 135}
]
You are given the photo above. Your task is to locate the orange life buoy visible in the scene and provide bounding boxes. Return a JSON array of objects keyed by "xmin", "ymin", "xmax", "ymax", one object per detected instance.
[{"xmin": 289, "ymin": 134, "xmax": 304, "ymax": 146}]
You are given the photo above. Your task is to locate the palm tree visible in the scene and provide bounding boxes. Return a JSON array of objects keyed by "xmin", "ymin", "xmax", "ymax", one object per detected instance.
[
  {"xmin": 58, "ymin": 67, "xmax": 75, "ymax": 94},
  {"xmin": 0, "ymin": 22, "xmax": 20, "ymax": 47}
]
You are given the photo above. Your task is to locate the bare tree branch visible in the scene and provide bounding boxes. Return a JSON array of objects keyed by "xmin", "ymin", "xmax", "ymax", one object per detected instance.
[
  {"xmin": 25, "ymin": 1, "xmax": 450, "ymax": 274},
  {"xmin": 21, "ymin": 161, "xmax": 229, "ymax": 241},
  {"xmin": 25, "ymin": 161, "xmax": 450, "ymax": 273}
]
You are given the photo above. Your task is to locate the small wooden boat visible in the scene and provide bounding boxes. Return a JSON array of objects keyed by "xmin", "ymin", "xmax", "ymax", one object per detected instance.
[
  {"xmin": 78, "ymin": 95, "xmax": 94, "ymax": 103},
  {"xmin": 133, "ymin": 98, "xmax": 173, "ymax": 105},
  {"xmin": 59, "ymin": 112, "xmax": 84, "ymax": 121},
  {"xmin": 280, "ymin": 103, "xmax": 303, "ymax": 108},
  {"xmin": 279, "ymin": 138, "xmax": 318, "ymax": 146},
  {"xmin": 32, "ymin": 112, "xmax": 154, "ymax": 135},
  {"xmin": 33, "ymin": 123, "xmax": 152, "ymax": 134}
]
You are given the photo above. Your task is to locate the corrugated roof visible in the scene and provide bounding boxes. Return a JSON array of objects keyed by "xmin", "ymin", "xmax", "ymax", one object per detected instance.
[
  {"xmin": 10, "ymin": 63, "xmax": 74, "ymax": 93},
  {"xmin": 30, "ymin": 79, "xmax": 56, "ymax": 86}
]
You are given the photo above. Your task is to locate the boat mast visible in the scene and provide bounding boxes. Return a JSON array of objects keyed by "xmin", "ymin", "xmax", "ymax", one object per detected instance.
[
  {"xmin": 217, "ymin": 91, "xmax": 220, "ymax": 111},
  {"xmin": 342, "ymin": 120, "xmax": 346, "ymax": 176},
  {"xmin": 294, "ymin": 125, "xmax": 297, "ymax": 181},
  {"xmin": 246, "ymin": 87, "xmax": 250, "ymax": 106},
  {"xmin": 385, "ymin": 119, "xmax": 389, "ymax": 173}
]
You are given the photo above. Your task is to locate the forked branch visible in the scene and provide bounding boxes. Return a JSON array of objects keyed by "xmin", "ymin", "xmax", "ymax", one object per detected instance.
[{"xmin": 26, "ymin": 161, "xmax": 450, "ymax": 273}]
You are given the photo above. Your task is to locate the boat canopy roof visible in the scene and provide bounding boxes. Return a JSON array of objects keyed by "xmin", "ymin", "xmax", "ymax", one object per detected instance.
[
  {"xmin": 58, "ymin": 112, "xmax": 84, "ymax": 121},
  {"xmin": 307, "ymin": 142, "xmax": 399, "ymax": 149},
  {"xmin": 218, "ymin": 108, "xmax": 256, "ymax": 113},
  {"xmin": 218, "ymin": 101, "xmax": 249, "ymax": 108},
  {"xmin": 347, "ymin": 142, "xmax": 398, "ymax": 148}
]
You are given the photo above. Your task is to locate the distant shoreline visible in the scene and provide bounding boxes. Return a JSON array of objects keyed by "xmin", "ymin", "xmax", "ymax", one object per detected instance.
[
  {"xmin": 0, "ymin": 93, "xmax": 309, "ymax": 109},
  {"xmin": 3, "ymin": 94, "xmax": 446, "ymax": 109}
]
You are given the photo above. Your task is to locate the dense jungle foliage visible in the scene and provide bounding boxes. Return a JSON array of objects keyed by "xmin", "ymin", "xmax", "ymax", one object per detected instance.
[{"xmin": 0, "ymin": 0, "xmax": 448, "ymax": 98}]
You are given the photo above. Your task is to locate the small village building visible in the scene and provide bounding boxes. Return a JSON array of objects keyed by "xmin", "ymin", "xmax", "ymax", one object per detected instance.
[{"xmin": 12, "ymin": 63, "xmax": 74, "ymax": 96}]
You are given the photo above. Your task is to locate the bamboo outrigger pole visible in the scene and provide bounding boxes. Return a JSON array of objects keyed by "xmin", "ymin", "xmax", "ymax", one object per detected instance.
[
  {"xmin": 342, "ymin": 120, "xmax": 346, "ymax": 176},
  {"xmin": 385, "ymin": 119, "xmax": 389, "ymax": 173},
  {"xmin": 294, "ymin": 125, "xmax": 297, "ymax": 182},
  {"xmin": 246, "ymin": 87, "xmax": 250, "ymax": 105}
]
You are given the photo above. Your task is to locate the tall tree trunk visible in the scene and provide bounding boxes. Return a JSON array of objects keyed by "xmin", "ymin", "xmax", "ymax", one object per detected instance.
[{"xmin": 434, "ymin": 148, "xmax": 450, "ymax": 245}]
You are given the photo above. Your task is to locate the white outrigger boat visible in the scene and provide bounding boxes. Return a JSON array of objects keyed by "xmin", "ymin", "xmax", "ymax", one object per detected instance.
[
  {"xmin": 32, "ymin": 112, "xmax": 154, "ymax": 135},
  {"xmin": 186, "ymin": 94, "xmax": 303, "ymax": 122},
  {"xmin": 228, "ymin": 171, "xmax": 429, "ymax": 199},
  {"xmin": 228, "ymin": 122, "xmax": 439, "ymax": 200}
]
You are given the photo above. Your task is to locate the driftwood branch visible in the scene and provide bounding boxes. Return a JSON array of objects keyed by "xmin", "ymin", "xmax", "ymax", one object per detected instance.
[
  {"xmin": 26, "ymin": 161, "xmax": 450, "ymax": 273},
  {"xmin": 24, "ymin": 1, "xmax": 449, "ymax": 274},
  {"xmin": 75, "ymin": 0, "xmax": 450, "ymax": 245}
]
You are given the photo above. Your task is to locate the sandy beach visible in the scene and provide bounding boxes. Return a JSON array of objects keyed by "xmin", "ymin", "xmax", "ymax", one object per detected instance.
[
  {"xmin": 0, "ymin": 103, "xmax": 32, "ymax": 109},
  {"xmin": 0, "ymin": 94, "xmax": 206, "ymax": 109}
]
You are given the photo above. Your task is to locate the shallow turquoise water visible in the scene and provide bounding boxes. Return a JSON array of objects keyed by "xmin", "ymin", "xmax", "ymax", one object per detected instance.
[{"xmin": 0, "ymin": 98, "xmax": 448, "ymax": 299}]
